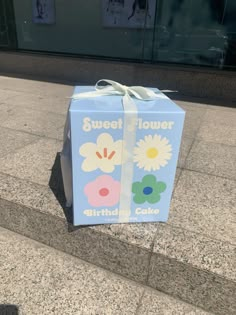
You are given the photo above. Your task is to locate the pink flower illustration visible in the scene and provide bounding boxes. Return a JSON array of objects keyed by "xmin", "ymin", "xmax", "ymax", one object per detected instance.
[{"xmin": 84, "ymin": 175, "xmax": 120, "ymax": 207}]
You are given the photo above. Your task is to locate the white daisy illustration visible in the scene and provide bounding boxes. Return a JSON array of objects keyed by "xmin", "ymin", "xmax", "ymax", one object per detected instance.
[
  {"xmin": 134, "ymin": 135, "xmax": 172, "ymax": 171},
  {"xmin": 79, "ymin": 133, "xmax": 125, "ymax": 173}
]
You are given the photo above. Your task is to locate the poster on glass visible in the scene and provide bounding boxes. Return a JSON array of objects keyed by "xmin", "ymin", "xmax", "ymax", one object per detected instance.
[
  {"xmin": 102, "ymin": 0, "xmax": 156, "ymax": 28},
  {"xmin": 32, "ymin": 0, "xmax": 55, "ymax": 24}
]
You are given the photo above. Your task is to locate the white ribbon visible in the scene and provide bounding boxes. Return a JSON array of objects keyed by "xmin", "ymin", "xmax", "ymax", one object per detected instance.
[
  {"xmin": 72, "ymin": 79, "xmax": 159, "ymax": 222},
  {"xmin": 72, "ymin": 79, "xmax": 159, "ymax": 102}
]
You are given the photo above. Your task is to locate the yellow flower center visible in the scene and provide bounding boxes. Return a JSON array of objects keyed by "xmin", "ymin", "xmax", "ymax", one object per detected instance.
[{"xmin": 146, "ymin": 147, "xmax": 158, "ymax": 159}]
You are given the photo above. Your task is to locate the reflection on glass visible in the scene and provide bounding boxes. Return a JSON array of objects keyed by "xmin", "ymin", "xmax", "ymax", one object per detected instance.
[
  {"xmin": 0, "ymin": 0, "xmax": 9, "ymax": 46},
  {"xmin": 152, "ymin": 0, "xmax": 236, "ymax": 68},
  {"xmin": 1, "ymin": 0, "xmax": 236, "ymax": 68}
]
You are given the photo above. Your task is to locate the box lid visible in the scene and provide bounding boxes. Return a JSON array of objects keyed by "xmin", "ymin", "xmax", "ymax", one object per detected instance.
[{"xmin": 70, "ymin": 86, "xmax": 185, "ymax": 114}]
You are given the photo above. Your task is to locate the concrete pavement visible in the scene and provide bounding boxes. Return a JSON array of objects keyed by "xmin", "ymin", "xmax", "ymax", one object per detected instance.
[
  {"xmin": 0, "ymin": 226, "xmax": 213, "ymax": 315},
  {"xmin": 0, "ymin": 75, "xmax": 235, "ymax": 314}
]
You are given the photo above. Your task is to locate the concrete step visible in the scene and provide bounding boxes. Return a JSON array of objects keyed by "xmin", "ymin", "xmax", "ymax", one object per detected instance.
[
  {"xmin": 0, "ymin": 76, "xmax": 235, "ymax": 314},
  {"xmin": 0, "ymin": 226, "xmax": 212, "ymax": 315}
]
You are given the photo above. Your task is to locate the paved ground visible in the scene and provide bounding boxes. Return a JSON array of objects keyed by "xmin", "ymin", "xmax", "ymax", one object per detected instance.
[
  {"xmin": 0, "ymin": 226, "xmax": 211, "ymax": 315},
  {"xmin": 0, "ymin": 75, "xmax": 235, "ymax": 314}
]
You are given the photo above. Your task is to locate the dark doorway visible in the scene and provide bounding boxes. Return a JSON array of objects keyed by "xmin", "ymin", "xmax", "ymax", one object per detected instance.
[{"xmin": 0, "ymin": 0, "xmax": 17, "ymax": 48}]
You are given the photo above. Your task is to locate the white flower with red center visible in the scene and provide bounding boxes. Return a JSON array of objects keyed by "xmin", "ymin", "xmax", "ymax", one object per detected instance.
[
  {"xmin": 84, "ymin": 175, "xmax": 120, "ymax": 207},
  {"xmin": 79, "ymin": 133, "xmax": 124, "ymax": 173}
]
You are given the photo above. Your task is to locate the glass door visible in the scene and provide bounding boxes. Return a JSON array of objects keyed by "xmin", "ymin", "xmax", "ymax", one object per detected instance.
[
  {"xmin": 0, "ymin": 0, "xmax": 17, "ymax": 48},
  {"xmin": 152, "ymin": 0, "xmax": 230, "ymax": 68}
]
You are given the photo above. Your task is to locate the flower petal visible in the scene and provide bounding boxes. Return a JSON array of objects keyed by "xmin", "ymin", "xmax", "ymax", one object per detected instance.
[
  {"xmin": 79, "ymin": 143, "xmax": 97, "ymax": 157},
  {"xmin": 142, "ymin": 174, "xmax": 157, "ymax": 186},
  {"xmin": 99, "ymin": 159, "xmax": 115, "ymax": 173},
  {"xmin": 133, "ymin": 193, "xmax": 146, "ymax": 204},
  {"xmin": 132, "ymin": 181, "xmax": 143, "ymax": 194},
  {"xmin": 155, "ymin": 181, "xmax": 167, "ymax": 193},
  {"xmin": 112, "ymin": 140, "xmax": 123, "ymax": 164},
  {"xmin": 82, "ymin": 157, "xmax": 98, "ymax": 172},
  {"xmin": 146, "ymin": 193, "xmax": 161, "ymax": 204},
  {"xmin": 97, "ymin": 133, "xmax": 114, "ymax": 147},
  {"xmin": 104, "ymin": 181, "xmax": 120, "ymax": 206}
]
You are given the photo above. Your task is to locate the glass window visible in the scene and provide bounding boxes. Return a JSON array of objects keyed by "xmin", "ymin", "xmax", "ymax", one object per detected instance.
[
  {"xmin": 0, "ymin": 0, "xmax": 17, "ymax": 48},
  {"xmin": 152, "ymin": 0, "xmax": 230, "ymax": 68},
  {"xmin": 222, "ymin": 0, "xmax": 236, "ymax": 68},
  {"xmin": 0, "ymin": 0, "xmax": 236, "ymax": 69},
  {"xmin": 13, "ymin": 0, "xmax": 151, "ymax": 60}
]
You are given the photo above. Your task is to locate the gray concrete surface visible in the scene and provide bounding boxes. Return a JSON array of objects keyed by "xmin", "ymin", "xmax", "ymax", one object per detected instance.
[
  {"xmin": 0, "ymin": 227, "xmax": 212, "ymax": 315},
  {"xmin": 0, "ymin": 75, "xmax": 235, "ymax": 314},
  {"xmin": 186, "ymin": 140, "xmax": 236, "ymax": 180},
  {"xmin": 1, "ymin": 51, "xmax": 236, "ymax": 102}
]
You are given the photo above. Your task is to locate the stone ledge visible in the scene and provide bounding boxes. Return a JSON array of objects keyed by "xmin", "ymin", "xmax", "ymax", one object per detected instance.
[
  {"xmin": 0, "ymin": 172, "xmax": 235, "ymax": 314},
  {"xmin": 0, "ymin": 226, "xmax": 212, "ymax": 315}
]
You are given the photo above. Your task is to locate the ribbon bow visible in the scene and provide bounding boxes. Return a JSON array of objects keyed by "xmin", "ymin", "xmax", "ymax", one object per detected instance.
[
  {"xmin": 95, "ymin": 79, "xmax": 158, "ymax": 99},
  {"xmin": 72, "ymin": 79, "xmax": 159, "ymax": 112}
]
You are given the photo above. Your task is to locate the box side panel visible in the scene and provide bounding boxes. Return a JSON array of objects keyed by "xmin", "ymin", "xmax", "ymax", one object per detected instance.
[
  {"xmin": 129, "ymin": 112, "xmax": 185, "ymax": 223},
  {"xmin": 71, "ymin": 110, "xmax": 124, "ymax": 225},
  {"xmin": 71, "ymin": 103, "xmax": 185, "ymax": 225}
]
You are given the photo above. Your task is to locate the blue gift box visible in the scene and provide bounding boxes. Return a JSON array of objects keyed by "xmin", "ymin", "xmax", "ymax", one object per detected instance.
[{"xmin": 61, "ymin": 82, "xmax": 185, "ymax": 226}]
